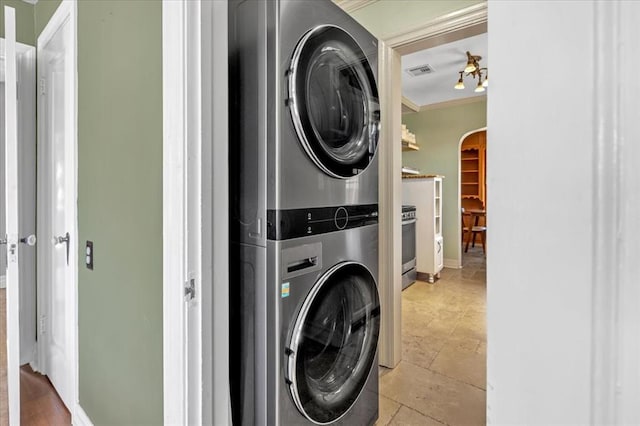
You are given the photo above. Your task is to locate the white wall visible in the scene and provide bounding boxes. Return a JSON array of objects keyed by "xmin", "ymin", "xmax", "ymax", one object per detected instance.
[
  {"xmin": 0, "ymin": 83, "xmax": 5, "ymax": 276},
  {"xmin": 487, "ymin": 1, "xmax": 594, "ymax": 423}
]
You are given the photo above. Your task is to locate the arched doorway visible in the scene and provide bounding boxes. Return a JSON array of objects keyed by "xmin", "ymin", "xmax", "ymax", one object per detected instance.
[{"xmin": 458, "ymin": 127, "xmax": 487, "ymax": 261}]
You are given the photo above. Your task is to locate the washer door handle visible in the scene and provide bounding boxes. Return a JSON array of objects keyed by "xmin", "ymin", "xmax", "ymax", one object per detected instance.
[{"xmin": 284, "ymin": 347, "xmax": 295, "ymax": 385}]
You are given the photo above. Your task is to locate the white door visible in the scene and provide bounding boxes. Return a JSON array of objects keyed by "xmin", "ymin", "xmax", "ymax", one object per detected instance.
[
  {"xmin": 38, "ymin": 10, "xmax": 75, "ymax": 411},
  {"xmin": 3, "ymin": 6, "xmax": 21, "ymax": 426}
]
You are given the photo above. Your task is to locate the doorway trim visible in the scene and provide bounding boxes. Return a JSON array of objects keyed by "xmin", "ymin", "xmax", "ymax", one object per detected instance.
[
  {"xmin": 162, "ymin": 1, "xmax": 192, "ymax": 422},
  {"xmin": 457, "ymin": 126, "xmax": 487, "ymax": 268},
  {"xmin": 590, "ymin": 1, "xmax": 640, "ymax": 422},
  {"xmin": 376, "ymin": 3, "xmax": 488, "ymax": 367},
  {"xmin": 0, "ymin": 36, "xmax": 37, "ymax": 366},
  {"xmin": 162, "ymin": 1, "xmax": 229, "ymax": 424},
  {"xmin": 385, "ymin": 3, "xmax": 487, "ymax": 54},
  {"xmin": 35, "ymin": 0, "xmax": 82, "ymax": 423}
]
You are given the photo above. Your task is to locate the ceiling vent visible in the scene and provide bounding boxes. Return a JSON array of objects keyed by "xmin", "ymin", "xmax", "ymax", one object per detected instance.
[{"xmin": 406, "ymin": 64, "xmax": 435, "ymax": 77}]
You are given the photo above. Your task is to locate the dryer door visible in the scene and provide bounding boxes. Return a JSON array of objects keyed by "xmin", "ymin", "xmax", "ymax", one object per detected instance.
[
  {"xmin": 286, "ymin": 262, "xmax": 380, "ymax": 424},
  {"xmin": 289, "ymin": 25, "xmax": 380, "ymax": 179}
]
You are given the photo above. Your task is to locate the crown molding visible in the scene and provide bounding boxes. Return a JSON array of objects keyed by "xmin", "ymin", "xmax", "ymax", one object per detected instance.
[
  {"xmin": 332, "ymin": 0, "xmax": 379, "ymax": 13},
  {"xmin": 384, "ymin": 2, "xmax": 488, "ymax": 50},
  {"xmin": 20, "ymin": 0, "xmax": 38, "ymax": 5},
  {"xmin": 402, "ymin": 94, "xmax": 487, "ymax": 114},
  {"xmin": 401, "ymin": 96, "xmax": 420, "ymax": 113}
]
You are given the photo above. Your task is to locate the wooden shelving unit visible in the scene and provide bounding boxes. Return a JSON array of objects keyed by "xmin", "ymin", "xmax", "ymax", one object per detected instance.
[
  {"xmin": 402, "ymin": 139, "xmax": 420, "ymax": 151},
  {"xmin": 461, "ymin": 130, "xmax": 487, "ymax": 212},
  {"xmin": 401, "ymin": 124, "xmax": 419, "ymax": 151}
]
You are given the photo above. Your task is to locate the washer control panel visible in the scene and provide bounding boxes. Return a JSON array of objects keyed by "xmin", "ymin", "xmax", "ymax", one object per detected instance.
[{"xmin": 267, "ymin": 204, "xmax": 378, "ymax": 241}]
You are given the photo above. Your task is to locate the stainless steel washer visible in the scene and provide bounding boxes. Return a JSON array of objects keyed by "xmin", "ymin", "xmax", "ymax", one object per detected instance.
[
  {"xmin": 279, "ymin": 225, "xmax": 380, "ymax": 425},
  {"xmin": 231, "ymin": 222, "xmax": 380, "ymax": 426}
]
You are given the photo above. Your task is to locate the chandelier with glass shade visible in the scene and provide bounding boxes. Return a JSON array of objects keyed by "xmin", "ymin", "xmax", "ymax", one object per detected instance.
[{"xmin": 454, "ymin": 51, "xmax": 488, "ymax": 93}]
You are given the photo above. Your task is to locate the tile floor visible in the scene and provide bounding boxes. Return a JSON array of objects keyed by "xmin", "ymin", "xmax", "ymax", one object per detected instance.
[{"xmin": 377, "ymin": 246, "xmax": 486, "ymax": 426}]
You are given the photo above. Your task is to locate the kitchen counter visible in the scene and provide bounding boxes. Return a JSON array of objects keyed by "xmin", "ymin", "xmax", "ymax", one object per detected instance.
[{"xmin": 402, "ymin": 174, "xmax": 445, "ymax": 179}]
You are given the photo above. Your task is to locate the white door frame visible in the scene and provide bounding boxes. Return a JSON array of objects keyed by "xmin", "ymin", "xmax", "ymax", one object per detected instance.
[
  {"xmin": 2, "ymin": 28, "xmax": 38, "ymax": 426},
  {"xmin": 1, "ymin": 40, "xmax": 37, "ymax": 347},
  {"xmin": 4, "ymin": 7, "xmax": 20, "ymax": 425},
  {"xmin": 162, "ymin": 0, "xmax": 229, "ymax": 424},
  {"xmin": 590, "ymin": 1, "xmax": 640, "ymax": 422},
  {"xmin": 35, "ymin": 0, "xmax": 82, "ymax": 423},
  {"xmin": 377, "ymin": 3, "xmax": 488, "ymax": 368}
]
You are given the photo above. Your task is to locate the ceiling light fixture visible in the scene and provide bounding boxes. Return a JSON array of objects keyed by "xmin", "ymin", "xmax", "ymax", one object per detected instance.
[
  {"xmin": 454, "ymin": 51, "xmax": 488, "ymax": 92},
  {"xmin": 464, "ymin": 51, "xmax": 478, "ymax": 73},
  {"xmin": 454, "ymin": 71, "xmax": 465, "ymax": 90}
]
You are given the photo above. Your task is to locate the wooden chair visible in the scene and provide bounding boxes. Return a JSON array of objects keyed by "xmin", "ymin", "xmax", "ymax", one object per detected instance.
[{"xmin": 461, "ymin": 208, "xmax": 486, "ymax": 254}]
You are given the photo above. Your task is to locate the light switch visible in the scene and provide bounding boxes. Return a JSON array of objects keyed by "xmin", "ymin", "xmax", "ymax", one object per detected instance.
[{"xmin": 86, "ymin": 241, "xmax": 94, "ymax": 270}]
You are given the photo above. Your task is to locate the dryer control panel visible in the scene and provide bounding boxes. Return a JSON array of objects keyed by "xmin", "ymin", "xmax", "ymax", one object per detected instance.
[{"xmin": 267, "ymin": 204, "xmax": 378, "ymax": 241}]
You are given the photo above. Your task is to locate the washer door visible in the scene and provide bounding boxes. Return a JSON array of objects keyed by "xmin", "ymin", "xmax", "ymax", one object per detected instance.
[
  {"xmin": 289, "ymin": 25, "xmax": 380, "ymax": 179},
  {"xmin": 287, "ymin": 262, "xmax": 380, "ymax": 424}
]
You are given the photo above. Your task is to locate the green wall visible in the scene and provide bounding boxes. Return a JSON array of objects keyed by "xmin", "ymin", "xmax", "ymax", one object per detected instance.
[
  {"xmin": 350, "ymin": 0, "xmax": 482, "ymax": 40},
  {"xmin": 0, "ymin": 0, "xmax": 35, "ymax": 45},
  {"xmin": 402, "ymin": 99, "xmax": 486, "ymax": 266},
  {"xmin": 33, "ymin": 0, "xmax": 164, "ymax": 424},
  {"xmin": 76, "ymin": 1, "xmax": 163, "ymax": 424},
  {"xmin": 34, "ymin": 0, "xmax": 60, "ymax": 37}
]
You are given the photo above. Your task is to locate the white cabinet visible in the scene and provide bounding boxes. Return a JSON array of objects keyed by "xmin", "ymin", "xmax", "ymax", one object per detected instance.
[{"xmin": 402, "ymin": 176, "xmax": 444, "ymax": 283}]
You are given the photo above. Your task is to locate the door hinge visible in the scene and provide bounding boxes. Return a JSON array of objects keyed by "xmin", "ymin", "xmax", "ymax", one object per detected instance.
[
  {"xmin": 39, "ymin": 78, "xmax": 46, "ymax": 95},
  {"xmin": 184, "ymin": 278, "xmax": 196, "ymax": 301}
]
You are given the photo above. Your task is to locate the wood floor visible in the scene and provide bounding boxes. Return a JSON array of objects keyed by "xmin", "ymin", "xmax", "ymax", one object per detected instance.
[
  {"xmin": 0, "ymin": 289, "xmax": 71, "ymax": 426},
  {"xmin": 1, "ymin": 289, "xmax": 7, "ymax": 426}
]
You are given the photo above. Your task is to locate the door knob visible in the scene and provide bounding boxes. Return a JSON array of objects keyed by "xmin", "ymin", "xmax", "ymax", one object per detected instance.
[
  {"xmin": 54, "ymin": 232, "xmax": 70, "ymax": 265},
  {"xmin": 20, "ymin": 234, "xmax": 37, "ymax": 246}
]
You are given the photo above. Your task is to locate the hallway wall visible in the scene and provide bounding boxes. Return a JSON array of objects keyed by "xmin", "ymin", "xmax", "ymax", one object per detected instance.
[
  {"xmin": 0, "ymin": 0, "xmax": 35, "ymax": 45},
  {"xmin": 76, "ymin": 1, "xmax": 163, "ymax": 423},
  {"xmin": 35, "ymin": 1, "xmax": 164, "ymax": 424},
  {"xmin": 0, "ymin": 84, "xmax": 4, "ymax": 277},
  {"xmin": 487, "ymin": 1, "xmax": 594, "ymax": 423}
]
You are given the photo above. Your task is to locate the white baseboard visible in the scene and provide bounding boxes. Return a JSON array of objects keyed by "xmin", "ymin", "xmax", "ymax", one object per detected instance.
[
  {"xmin": 28, "ymin": 360, "xmax": 42, "ymax": 374},
  {"xmin": 444, "ymin": 258, "xmax": 462, "ymax": 269},
  {"xmin": 0, "ymin": 275, "xmax": 5, "ymax": 289},
  {"xmin": 73, "ymin": 405, "xmax": 93, "ymax": 426}
]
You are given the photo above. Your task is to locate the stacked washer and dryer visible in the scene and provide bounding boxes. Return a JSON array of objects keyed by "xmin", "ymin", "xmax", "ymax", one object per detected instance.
[{"xmin": 229, "ymin": 1, "xmax": 381, "ymax": 425}]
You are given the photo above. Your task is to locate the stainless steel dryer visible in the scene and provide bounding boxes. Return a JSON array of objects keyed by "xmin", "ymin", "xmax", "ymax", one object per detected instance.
[
  {"xmin": 229, "ymin": 0, "xmax": 380, "ymax": 223},
  {"xmin": 232, "ymin": 221, "xmax": 380, "ymax": 426}
]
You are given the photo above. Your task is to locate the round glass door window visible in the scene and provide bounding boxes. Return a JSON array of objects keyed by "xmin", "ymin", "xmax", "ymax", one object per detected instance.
[
  {"xmin": 286, "ymin": 262, "xmax": 380, "ymax": 424},
  {"xmin": 289, "ymin": 25, "xmax": 380, "ymax": 179}
]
